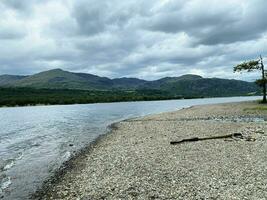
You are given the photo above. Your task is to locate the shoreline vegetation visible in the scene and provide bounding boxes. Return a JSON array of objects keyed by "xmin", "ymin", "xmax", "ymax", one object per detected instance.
[
  {"xmin": 0, "ymin": 87, "xmax": 259, "ymax": 107},
  {"xmin": 33, "ymin": 101, "xmax": 267, "ymax": 199}
]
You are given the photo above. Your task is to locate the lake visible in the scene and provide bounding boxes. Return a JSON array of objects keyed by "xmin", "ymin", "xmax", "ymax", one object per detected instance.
[{"xmin": 0, "ymin": 96, "xmax": 260, "ymax": 199}]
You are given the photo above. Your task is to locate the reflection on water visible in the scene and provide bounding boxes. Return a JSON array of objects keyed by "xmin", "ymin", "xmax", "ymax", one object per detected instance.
[{"xmin": 0, "ymin": 96, "xmax": 260, "ymax": 199}]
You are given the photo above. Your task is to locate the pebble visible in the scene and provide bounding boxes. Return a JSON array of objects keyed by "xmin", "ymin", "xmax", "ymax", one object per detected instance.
[{"xmin": 36, "ymin": 102, "xmax": 267, "ymax": 200}]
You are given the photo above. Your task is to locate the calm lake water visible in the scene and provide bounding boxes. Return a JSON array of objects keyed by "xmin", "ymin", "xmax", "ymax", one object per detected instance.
[{"xmin": 0, "ymin": 96, "xmax": 261, "ymax": 199}]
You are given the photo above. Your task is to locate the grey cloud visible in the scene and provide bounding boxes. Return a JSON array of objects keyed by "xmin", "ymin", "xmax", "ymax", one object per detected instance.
[
  {"xmin": 145, "ymin": 0, "xmax": 267, "ymax": 45},
  {"xmin": 143, "ymin": 1, "xmax": 239, "ymax": 33},
  {"xmin": 0, "ymin": 24, "xmax": 26, "ymax": 39},
  {"xmin": 73, "ymin": 1, "xmax": 108, "ymax": 35},
  {"xmin": 0, "ymin": 0, "xmax": 267, "ymax": 81},
  {"xmin": 0, "ymin": 29, "xmax": 25, "ymax": 39},
  {"xmin": 1, "ymin": 0, "xmax": 50, "ymax": 11},
  {"xmin": 71, "ymin": 0, "xmax": 153, "ymax": 36},
  {"xmin": 2, "ymin": 0, "xmax": 31, "ymax": 10}
]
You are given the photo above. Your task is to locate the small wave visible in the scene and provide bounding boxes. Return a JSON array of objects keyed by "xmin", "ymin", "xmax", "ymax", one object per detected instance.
[
  {"xmin": 3, "ymin": 161, "xmax": 15, "ymax": 171},
  {"xmin": 62, "ymin": 151, "xmax": 71, "ymax": 161},
  {"xmin": 1, "ymin": 153, "xmax": 23, "ymax": 172},
  {"xmin": 16, "ymin": 153, "xmax": 23, "ymax": 160},
  {"xmin": 1, "ymin": 177, "xmax": 11, "ymax": 191}
]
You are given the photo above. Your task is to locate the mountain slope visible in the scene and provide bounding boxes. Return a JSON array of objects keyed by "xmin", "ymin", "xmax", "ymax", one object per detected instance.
[
  {"xmin": 140, "ymin": 74, "xmax": 203, "ymax": 90},
  {"xmin": 10, "ymin": 69, "xmax": 114, "ymax": 90},
  {"xmin": 4, "ymin": 69, "xmax": 147, "ymax": 90},
  {"xmin": 112, "ymin": 78, "xmax": 147, "ymax": 89},
  {"xmin": 0, "ymin": 69, "xmax": 260, "ymax": 97},
  {"xmin": 0, "ymin": 75, "xmax": 27, "ymax": 86},
  {"xmin": 141, "ymin": 76, "xmax": 258, "ymax": 97}
]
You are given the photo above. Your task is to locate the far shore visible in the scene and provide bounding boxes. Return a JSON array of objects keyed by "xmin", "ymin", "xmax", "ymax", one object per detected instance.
[
  {"xmin": 32, "ymin": 100, "xmax": 267, "ymax": 199},
  {"xmin": 0, "ymin": 96, "xmax": 198, "ymax": 108},
  {"xmin": 0, "ymin": 95, "xmax": 261, "ymax": 108}
]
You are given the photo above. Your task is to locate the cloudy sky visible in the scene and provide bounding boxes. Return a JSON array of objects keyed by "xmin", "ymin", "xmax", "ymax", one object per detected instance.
[{"xmin": 0, "ymin": 0, "xmax": 267, "ymax": 81}]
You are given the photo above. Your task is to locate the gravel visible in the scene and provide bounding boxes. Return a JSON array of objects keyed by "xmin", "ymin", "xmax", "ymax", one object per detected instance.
[{"xmin": 36, "ymin": 101, "xmax": 267, "ymax": 200}]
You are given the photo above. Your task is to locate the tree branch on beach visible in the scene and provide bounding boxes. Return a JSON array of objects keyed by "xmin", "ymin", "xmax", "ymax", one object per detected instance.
[{"xmin": 234, "ymin": 55, "xmax": 267, "ymax": 103}]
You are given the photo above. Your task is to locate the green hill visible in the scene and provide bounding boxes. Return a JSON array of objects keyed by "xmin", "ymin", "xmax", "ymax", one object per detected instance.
[
  {"xmin": 10, "ymin": 69, "xmax": 113, "ymax": 90},
  {"xmin": 0, "ymin": 69, "xmax": 147, "ymax": 90},
  {"xmin": 143, "ymin": 75, "xmax": 258, "ymax": 97},
  {"xmin": 0, "ymin": 74, "xmax": 27, "ymax": 86},
  {"xmin": 0, "ymin": 69, "xmax": 260, "ymax": 97}
]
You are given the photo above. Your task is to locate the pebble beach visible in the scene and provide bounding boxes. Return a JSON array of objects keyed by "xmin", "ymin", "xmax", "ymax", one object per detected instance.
[{"xmin": 35, "ymin": 101, "xmax": 267, "ymax": 200}]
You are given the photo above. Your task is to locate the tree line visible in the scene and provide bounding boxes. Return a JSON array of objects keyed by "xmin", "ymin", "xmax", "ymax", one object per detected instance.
[{"xmin": 0, "ymin": 88, "xmax": 200, "ymax": 107}]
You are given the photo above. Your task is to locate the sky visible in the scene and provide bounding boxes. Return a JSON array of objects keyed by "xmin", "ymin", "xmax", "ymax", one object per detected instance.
[{"xmin": 0, "ymin": 0, "xmax": 267, "ymax": 81}]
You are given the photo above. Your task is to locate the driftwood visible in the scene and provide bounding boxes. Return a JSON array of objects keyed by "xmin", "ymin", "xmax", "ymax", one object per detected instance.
[{"xmin": 170, "ymin": 133, "xmax": 243, "ymax": 145}]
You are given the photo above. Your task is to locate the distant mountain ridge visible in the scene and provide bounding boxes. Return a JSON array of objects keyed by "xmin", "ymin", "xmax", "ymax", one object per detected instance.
[
  {"xmin": 0, "ymin": 69, "xmax": 147, "ymax": 90},
  {"xmin": 0, "ymin": 74, "xmax": 28, "ymax": 85},
  {"xmin": 0, "ymin": 68, "xmax": 260, "ymax": 97}
]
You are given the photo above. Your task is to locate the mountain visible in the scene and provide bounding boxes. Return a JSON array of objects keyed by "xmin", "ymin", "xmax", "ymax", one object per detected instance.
[
  {"xmin": 0, "ymin": 75, "xmax": 28, "ymax": 86},
  {"xmin": 112, "ymin": 77, "xmax": 147, "ymax": 89},
  {"xmin": 0, "ymin": 69, "xmax": 260, "ymax": 97},
  {"xmin": 8, "ymin": 69, "xmax": 113, "ymax": 90},
  {"xmin": 145, "ymin": 76, "xmax": 258, "ymax": 97},
  {"xmin": 141, "ymin": 74, "xmax": 203, "ymax": 90},
  {"xmin": 0, "ymin": 69, "xmax": 146, "ymax": 90}
]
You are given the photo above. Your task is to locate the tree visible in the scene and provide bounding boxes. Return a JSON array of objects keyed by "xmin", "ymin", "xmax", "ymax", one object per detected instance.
[{"xmin": 234, "ymin": 55, "xmax": 267, "ymax": 103}]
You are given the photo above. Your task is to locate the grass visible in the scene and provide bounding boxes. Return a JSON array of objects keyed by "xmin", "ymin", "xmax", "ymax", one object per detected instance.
[{"xmin": 244, "ymin": 104, "xmax": 267, "ymax": 111}]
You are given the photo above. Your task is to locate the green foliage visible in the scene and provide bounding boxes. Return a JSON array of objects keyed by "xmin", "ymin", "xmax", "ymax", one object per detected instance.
[
  {"xmin": 0, "ymin": 85, "xmax": 259, "ymax": 107},
  {"xmin": 0, "ymin": 87, "xmax": 188, "ymax": 107},
  {"xmin": 234, "ymin": 56, "xmax": 266, "ymax": 103},
  {"xmin": 255, "ymin": 79, "xmax": 267, "ymax": 87},
  {"xmin": 234, "ymin": 60, "xmax": 260, "ymax": 72}
]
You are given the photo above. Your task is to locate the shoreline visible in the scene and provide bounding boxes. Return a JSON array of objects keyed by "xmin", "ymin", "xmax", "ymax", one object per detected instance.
[
  {"xmin": 32, "ymin": 107, "xmax": 202, "ymax": 199},
  {"xmin": 0, "ymin": 95, "xmax": 260, "ymax": 109},
  {"xmin": 31, "ymin": 122, "xmax": 121, "ymax": 199},
  {"xmin": 30, "ymin": 101, "xmax": 230, "ymax": 198},
  {"xmin": 33, "ymin": 101, "xmax": 266, "ymax": 199}
]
